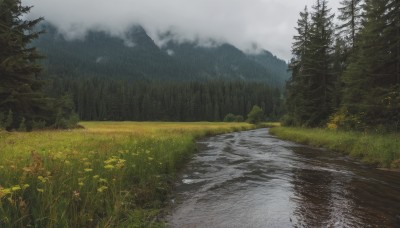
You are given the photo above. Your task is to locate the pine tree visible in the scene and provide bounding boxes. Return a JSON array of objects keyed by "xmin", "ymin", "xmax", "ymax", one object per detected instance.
[
  {"xmin": 285, "ymin": 0, "xmax": 335, "ymax": 127},
  {"xmin": 341, "ymin": 0, "xmax": 400, "ymax": 131},
  {"xmin": 305, "ymin": 0, "xmax": 335, "ymax": 126},
  {"xmin": 337, "ymin": 0, "xmax": 364, "ymax": 50},
  {"xmin": 286, "ymin": 6, "xmax": 311, "ymax": 126},
  {"xmin": 332, "ymin": 37, "xmax": 347, "ymax": 109},
  {"xmin": 0, "ymin": 0, "xmax": 52, "ymax": 130}
]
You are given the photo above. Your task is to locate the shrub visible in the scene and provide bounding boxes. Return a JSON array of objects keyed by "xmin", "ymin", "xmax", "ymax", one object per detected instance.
[
  {"xmin": 224, "ymin": 113, "xmax": 244, "ymax": 122},
  {"xmin": 31, "ymin": 120, "xmax": 47, "ymax": 130},
  {"xmin": 224, "ymin": 113, "xmax": 236, "ymax": 122},
  {"xmin": 18, "ymin": 118, "xmax": 27, "ymax": 132},
  {"xmin": 246, "ymin": 105, "xmax": 264, "ymax": 124}
]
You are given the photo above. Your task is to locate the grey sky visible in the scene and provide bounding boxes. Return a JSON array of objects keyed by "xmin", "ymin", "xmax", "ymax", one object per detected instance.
[{"xmin": 23, "ymin": 0, "xmax": 340, "ymax": 61}]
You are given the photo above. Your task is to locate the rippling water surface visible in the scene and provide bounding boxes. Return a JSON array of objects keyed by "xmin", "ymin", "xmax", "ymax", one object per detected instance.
[{"xmin": 168, "ymin": 129, "xmax": 400, "ymax": 228}]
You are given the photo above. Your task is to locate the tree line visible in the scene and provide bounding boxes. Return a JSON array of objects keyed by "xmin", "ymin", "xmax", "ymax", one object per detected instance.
[
  {"xmin": 47, "ymin": 78, "xmax": 283, "ymax": 122},
  {"xmin": 285, "ymin": 0, "xmax": 400, "ymax": 132},
  {"xmin": 1, "ymin": 1, "xmax": 284, "ymax": 131},
  {"xmin": 0, "ymin": 0, "xmax": 79, "ymax": 131}
]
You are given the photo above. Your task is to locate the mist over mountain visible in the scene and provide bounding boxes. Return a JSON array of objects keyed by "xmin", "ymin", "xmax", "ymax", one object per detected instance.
[{"xmin": 34, "ymin": 23, "xmax": 290, "ymax": 87}]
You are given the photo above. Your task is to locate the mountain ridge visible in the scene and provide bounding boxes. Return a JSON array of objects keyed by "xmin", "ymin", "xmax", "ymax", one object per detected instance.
[{"xmin": 34, "ymin": 23, "xmax": 290, "ymax": 87}]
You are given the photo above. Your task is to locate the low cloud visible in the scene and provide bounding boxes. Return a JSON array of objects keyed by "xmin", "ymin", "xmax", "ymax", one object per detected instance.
[{"xmin": 23, "ymin": 0, "xmax": 340, "ymax": 60}]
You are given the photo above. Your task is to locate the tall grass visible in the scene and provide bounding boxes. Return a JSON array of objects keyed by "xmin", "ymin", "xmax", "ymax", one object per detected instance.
[
  {"xmin": 269, "ymin": 127, "xmax": 400, "ymax": 168},
  {"xmin": 0, "ymin": 122, "xmax": 254, "ymax": 227}
]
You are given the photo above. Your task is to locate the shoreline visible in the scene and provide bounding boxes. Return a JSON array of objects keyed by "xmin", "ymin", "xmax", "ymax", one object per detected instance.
[{"xmin": 269, "ymin": 127, "xmax": 400, "ymax": 169}]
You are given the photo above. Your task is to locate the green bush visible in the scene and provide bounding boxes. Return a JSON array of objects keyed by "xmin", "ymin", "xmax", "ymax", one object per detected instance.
[
  {"xmin": 18, "ymin": 117, "xmax": 27, "ymax": 132},
  {"xmin": 246, "ymin": 105, "xmax": 264, "ymax": 124},
  {"xmin": 224, "ymin": 113, "xmax": 244, "ymax": 122}
]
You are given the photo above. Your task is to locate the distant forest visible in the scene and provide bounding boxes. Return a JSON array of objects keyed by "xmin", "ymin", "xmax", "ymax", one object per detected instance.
[
  {"xmin": 47, "ymin": 79, "xmax": 283, "ymax": 121},
  {"xmin": 285, "ymin": 0, "xmax": 399, "ymax": 132},
  {"xmin": 34, "ymin": 24, "xmax": 290, "ymax": 87},
  {"xmin": 0, "ymin": 0, "xmax": 288, "ymax": 130}
]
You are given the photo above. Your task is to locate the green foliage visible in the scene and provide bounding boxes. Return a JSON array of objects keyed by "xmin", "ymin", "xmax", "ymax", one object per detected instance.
[
  {"xmin": 4, "ymin": 110, "xmax": 13, "ymax": 130},
  {"xmin": 52, "ymin": 95, "xmax": 80, "ymax": 129},
  {"xmin": 337, "ymin": 0, "xmax": 363, "ymax": 49},
  {"xmin": 18, "ymin": 117, "xmax": 27, "ymax": 132},
  {"xmin": 270, "ymin": 127, "xmax": 400, "ymax": 168},
  {"xmin": 224, "ymin": 113, "xmax": 236, "ymax": 122},
  {"xmin": 286, "ymin": 1, "xmax": 335, "ymax": 127},
  {"xmin": 47, "ymin": 79, "xmax": 282, "ymax": 122},
  {"xmin": 0, "ymin": 122, "xmax": 255, "ymax": 227},
  {"xmin": 339, "ymin": 0, "xmax": 400, "ymax": 131},
  {"xmin": 286, "ymin": 0, "xmax": 400, "ymax": 132},
  {"xmin": 223, "ymin": 113, "xmax": 244, "ymax": 122},
  {"xmin": 34, "ymin": 24, "xmax": 290, "ymax": 87},
  {"xmin": 31, "ymin": 120, "xmax": 47, "ymax": 130},
  {"xmin": 0, "ymin": 0, "xmax": 52, "ymax": 130},
  {"xmin": 0, "ymin": 112, "xmax": 4, "ymax": 129},
  {"xmin": 247, "ymin": 105, "xmax": 264, "ymax": 124},
  {"xmin": 235, "ymin": 115, "xmax": 244, "ymax": 122}
]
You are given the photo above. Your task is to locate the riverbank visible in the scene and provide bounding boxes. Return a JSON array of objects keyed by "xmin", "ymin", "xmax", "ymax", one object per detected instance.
[
  {"xmin": 269, "ymin": 127, "xmax": 400, "ymax": 168},
  {"xmin": 0, "ymin": 122, "xmax": 255, "ymax": 227}
]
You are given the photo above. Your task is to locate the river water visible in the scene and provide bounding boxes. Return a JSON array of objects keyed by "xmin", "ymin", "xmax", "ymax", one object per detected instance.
[{"xmin": 168, "ymin": 129, "xmax": 400, "ymax": 228}]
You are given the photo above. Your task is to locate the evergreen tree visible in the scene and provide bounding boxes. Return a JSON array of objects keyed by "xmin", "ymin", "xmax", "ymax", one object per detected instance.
[
  {"xmin": 0, "ymin": 0, "xmax": 52, "ymax": 130},
  {"xmin": 247, "ymin": 105, "xmax": 264, "ymax": 124},
  {"xmin": 305, "ymin": 0, "xmax": 335, "ymax": 126},
  {"xmin": 286, "ymin": 7, "xmax": 311, "ymax": 126},
  {"xmin": 331, "ymin": 37, "xmax": 347, "ymax": 108},
  {"xmin": 285, "ymin": 0, "xmax": 335, "ymax": 127},
  {"xmin": 341, "ymin": 0, "xmax": 400, "ymax": 131},
  {"xmin": 337, "ymin": 0, "xmax": 364, "ymax": 50}
]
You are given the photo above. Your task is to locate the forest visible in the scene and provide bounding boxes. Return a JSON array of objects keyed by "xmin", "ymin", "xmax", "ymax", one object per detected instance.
[
  {"xmin": 47, "ymin": 78, "xmax": 283, "ymax": 122},
  {"xmin": 33, "ymin": 24, "xmax": 290, "ymax": 85},
  {"xmin": 0, "ymin": 2, "xmax": 287, "ymax": 131},
  {"xmin": 285, "ymin": 0, "xmax": 400, "ymax": 132}
]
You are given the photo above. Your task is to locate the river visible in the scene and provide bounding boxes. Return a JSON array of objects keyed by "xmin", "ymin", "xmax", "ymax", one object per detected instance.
[{"xmin": 168, "ymin": 129, "xmax": 400, "ymax": 227}]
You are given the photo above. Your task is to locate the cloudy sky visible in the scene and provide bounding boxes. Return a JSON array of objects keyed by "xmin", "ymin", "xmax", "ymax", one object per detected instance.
[{"xmin": 23, "ymin": 0, "xmax": 341, "ymax": 61}]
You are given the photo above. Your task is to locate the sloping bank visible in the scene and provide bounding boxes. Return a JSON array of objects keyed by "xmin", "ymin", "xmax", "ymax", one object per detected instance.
[
  {"xmin": 269, "ymin": 127, "xmax": 400, "ymax": 168},
  {"xmin": 0, "ymin": 122, "xmax": 256, "ymax": 227}
]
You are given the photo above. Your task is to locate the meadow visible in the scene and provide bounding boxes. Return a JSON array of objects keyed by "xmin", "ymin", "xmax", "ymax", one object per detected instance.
[
  {"xmin": 0, "ymin": 122, "xmax": 255, "ymax": 227},
  {"xmin": 270, "ymin": 127, "xmax": 400, "ymax": 168}
]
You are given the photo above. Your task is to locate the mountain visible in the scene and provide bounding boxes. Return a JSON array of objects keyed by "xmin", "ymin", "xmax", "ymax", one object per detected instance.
[{"xmin": 34, "ymin": 24, "xmax": 290, "ymax": 86}]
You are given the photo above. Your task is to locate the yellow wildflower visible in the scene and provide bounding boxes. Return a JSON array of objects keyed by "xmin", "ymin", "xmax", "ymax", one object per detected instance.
[
  {"xmin": 97, "ymin": 186, "xmax": 108, "ymax": 193},
  {"xmin": 104, "ymin": 164, "xmax": 114, "ymax": 170},
  {"xmin": 104, "ymin": 157, "xmax": 118, "ymax": 165},
  {"xmin": 84, "ymin": 168, "xmax": 93, "ymax": 172},
  {"xmin": 78, "ymin": 182, "xmax": 84, "ymax": 187},
  {"xmin": 93, "ymin": 175, "xmax": 100, "ymax": 179},
  {"xmin": 37, "ymin": 188, "xmax": 44, "ymax": 193},
  {"xmin": 37, "ymin": 176, "xmax": 46, "ymax": 183},
  {"xmin": 0, "ymin": 188, "xmax": 12, "ymax": 197},
  {"xmin": 11, "ymin": 185, "xmax": 21, "ymax": 192}
]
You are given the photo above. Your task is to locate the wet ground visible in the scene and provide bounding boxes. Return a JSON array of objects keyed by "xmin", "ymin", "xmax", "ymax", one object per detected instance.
[{"xmin": 168, "ymin": 129, "xmax": 400, "ymax": 228}]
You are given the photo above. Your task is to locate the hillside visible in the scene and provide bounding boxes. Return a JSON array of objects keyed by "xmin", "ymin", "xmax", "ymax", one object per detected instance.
[{"xmin": 34, "ymin": 24, "xmax": 290, "ymax": 87}]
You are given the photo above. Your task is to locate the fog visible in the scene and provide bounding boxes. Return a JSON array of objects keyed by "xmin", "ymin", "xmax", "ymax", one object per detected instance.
[{"xmin": 23, "ymin": 0, "xmax": 340, "ymax": 60}]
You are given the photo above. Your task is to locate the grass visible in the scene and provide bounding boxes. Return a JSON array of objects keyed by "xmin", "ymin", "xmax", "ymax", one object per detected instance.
[
  {"xmin": 0, "ymin": 121, "xmax": 255, "ymax": 227},
  {"xmin": 269, "ymin": 127, "xmax": 400, "ymax": 168}
]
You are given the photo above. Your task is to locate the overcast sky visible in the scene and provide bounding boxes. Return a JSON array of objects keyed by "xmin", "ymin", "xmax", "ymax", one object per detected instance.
[{"xmin": 23, "ymin": 0, "xmax": 341, "ymax": 61}]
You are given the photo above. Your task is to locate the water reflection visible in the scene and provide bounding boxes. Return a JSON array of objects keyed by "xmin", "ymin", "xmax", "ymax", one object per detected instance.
[{"xmin": 169, "ymin": 129, "xmax": 400, "ymax": 228}]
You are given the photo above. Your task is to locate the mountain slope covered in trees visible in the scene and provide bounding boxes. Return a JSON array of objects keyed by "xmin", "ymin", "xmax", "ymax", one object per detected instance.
[{"xmin": 33, "ymin": 24, "xmax": 290, "ymax": 87}]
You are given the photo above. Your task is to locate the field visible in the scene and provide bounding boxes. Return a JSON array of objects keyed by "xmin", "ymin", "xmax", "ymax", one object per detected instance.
[
  {"xmin": 270, "ymin": 127, "xmax": 400, "ymax": 168},
  {"xmin": 0, "ymin": 122, "xmax": 255, "ymax": 227}
]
